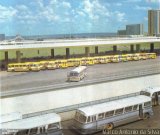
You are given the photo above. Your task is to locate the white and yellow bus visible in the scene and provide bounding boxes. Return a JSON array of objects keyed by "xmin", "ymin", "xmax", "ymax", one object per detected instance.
[
  {"xmin": 146, "ymin": 53, "xmax": 157, "ymax": 59},
  {"xmin": 81, "ymin": 57, "xmax": 95, "ymax": 66},
  {"xmin": 8, "ymin": 63, "xmax": 30, "ymax": 72}
]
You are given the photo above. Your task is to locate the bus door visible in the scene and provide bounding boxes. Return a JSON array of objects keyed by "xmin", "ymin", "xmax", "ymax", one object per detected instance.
[{"xmin": 139, "ymin": 104, "xmax": 143, "ymax": 118}]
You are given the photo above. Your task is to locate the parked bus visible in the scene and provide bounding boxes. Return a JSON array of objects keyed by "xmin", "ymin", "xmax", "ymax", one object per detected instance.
[
  {"xmin": 111, "ymin": 55, "xmax": 120, "ymax": 63},
  {"xmin": 67, "ymin": 66, "xmax": 87, "ymax": 82},
  {"xmin": 146, "ymin": 53, "xmax": 157, "ymax": 59},
  {"xmin": 141, "ymin": 87, "xmax": 160, "ymax": 106},
  {"xmin": 72, "ymin": 95, "xmax": 152, "ymax": 134},
  {"xmin": 39, "ymin": 61, "xmax": 49, "ymax": 70},
  {"xmin": 7, "ymin": 63, "xmax": 30, "ymax": 72},
  {"xmin": 27, "ymin": 62, "xmax": 41, "ymax": 72},
  {"xmin": 93, "ymin": 57, "xmax": 101, "ymax": 64},
  {"xmin": 81, "ymin": 57, "xmax": 94, "ymax": 66},
  {"xmin": 0, "ymin": 112, "xmax": 22, "ymax": 124},
  {"xmin": 67, "ymin": 58, "xmax": 81, "ymax": 67},
  {"xmin": 126, "ymin": 54, "xmax": 134, "ymax": 61},
  {"xmin": 46, "ymin": 61, "xmax": 58, "ymax": 70},
  {"xmin": 1, "ymin": 113, "xmax": 62, "ymax": 135},
  {"xmin": 139, "ymin": 53, "xmax": 148, "ymax": 60},
  {"xmin": 133, "ymin": 53, "xmax": 140, "ymax": 61},
  {"xmin": 99, "ymin": 56, "xmax": 111, "ymax": 64},
  {"xmin": 55, "ymin": 60, "xmax": 68, "ymax": 68},
  {"xmin": 120, "ymin": 54, "xmax": 128, "ymax": 62}
]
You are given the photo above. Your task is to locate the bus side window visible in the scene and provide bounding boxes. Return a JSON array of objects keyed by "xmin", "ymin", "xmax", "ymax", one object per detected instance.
[
  {"xmin": 144, "ymin": 101, "xmax": 151, "ymax": 107},
  {"xmin": 98, "ymin": 113, "xmax": 104, "ymax": 120},
  {"xmin": 115, "ymin": 108, "xmax": 124, "ymax": 115},
  {"xmin": 105, "ymin": 110, "xmax": 114, "ymax": 118},
  {"xmin": 29, "ymin": 128, "xmax": 38, "ymax": 135},
  {"xmin": 87, "ymin": 116, "xmax": 91, "ymax": 123},
  {"xmin": 133, "ymin": 105, "xmax": 138, "ymax": 110},
  {"xmin": 125, "ymin": 106, "xmax": 133, "ymax": 113},
  {"xmin": 92, "ymin": 115, "xmax": 96, "ymax": 122}
]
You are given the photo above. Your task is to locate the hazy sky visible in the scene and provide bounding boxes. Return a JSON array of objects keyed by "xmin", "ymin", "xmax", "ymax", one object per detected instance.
[{"xmin": 0, "ymin": 0, "xmax": 159, "ymax": 36}]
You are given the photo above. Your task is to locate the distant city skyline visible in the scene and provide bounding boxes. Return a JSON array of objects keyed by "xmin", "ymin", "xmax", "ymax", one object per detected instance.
[{"xmin": 0, "ymin": 0, "xmax": 159, "ymax": 36}]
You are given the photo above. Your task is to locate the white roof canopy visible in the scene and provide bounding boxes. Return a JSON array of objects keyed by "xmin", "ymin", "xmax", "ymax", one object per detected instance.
[
  {"xmin": 0, "ymin": 112, "xmax": 22, "ymax": 124},
  {"xmin": 78, "ymin": 95, "xmax": 151, "ymax": 116},
  {"xmin": 1, "ymin": 113, "xmax": 61, "ymax": 130}
]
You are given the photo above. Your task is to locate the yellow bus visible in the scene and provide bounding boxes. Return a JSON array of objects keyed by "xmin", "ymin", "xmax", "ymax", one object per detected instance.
[
  {"xmin": 46, "ymin": 61, "xmax": 58, "ymax": 70},
  {"xmin": 121, "ymin": 54, "xmax": 128, "ymax": 62},
  {"xmin": 81, "ymin": 57, "xmax": 95, "ymax": 66},
  {"xmin": 67, "ymin": 58, "xmax": 81, "ymax": 67},
  {"xmin": 27, "ymin": 62, "xmax": 41, "ymax": 71},
  {"xmin": 127, "ymin": 54, "xmax": 134, "ymax": 61},
  {"xmin": 111, "ymin": 55, "xmax": 120, "ymax": 63},
  {"xmin": 146, "ymin": 53, "xmax": 157, "ymax": 59},
  {"xmin": 99, "ymin": 56, "xmax": 111, "ymax": 64},
  {"xmin": 55, "ymin": 60, "xmax": 68, "ymax": 68},
  {"xmin": 8, "ymin": 63, "xmax": 30, "ymax": 72},
  {"xmin": 133, "ymin": 53, "xmax": 140, "ymax": 61},
  {"xmin": 139, "ymin": 53, "xmax": 148, "ymax": 60},
  {"xmin": 39, "ymin": 61, "xmax": 49, "ymax": 70},
  {"xmin": 93, "ymin": 57, "xmax": 101, "ymax": 64}
]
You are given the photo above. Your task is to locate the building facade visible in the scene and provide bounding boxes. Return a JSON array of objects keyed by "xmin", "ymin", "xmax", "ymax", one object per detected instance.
[
  {"xmin": 148, "ymin": 10, "xmax": 160, "ymax": 36},
  {"xmin": 0, "ymin": 34, "xmax": 5, "ymax": 41},
  {"xmin": 126, "ymin": 24, "xmax": 144, "ymax": 35}
]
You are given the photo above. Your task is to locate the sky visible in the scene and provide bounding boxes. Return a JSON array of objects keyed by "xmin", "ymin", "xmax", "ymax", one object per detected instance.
[{"xmin": 0, "ymin": 0, "xmax": 159, "ymax": 36}]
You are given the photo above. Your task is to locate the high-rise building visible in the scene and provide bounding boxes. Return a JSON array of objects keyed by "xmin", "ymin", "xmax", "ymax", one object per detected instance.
[
  {"xmin": 148, "ymin": 10, "xmax": 160, "ymax": 36},
  {"xmin": 0, "ymin": 34, "xmax": 5, "ymax": 40},
  {"xmin": 126, "ymin": 24, "xmax": 144, "ymax": 35}
]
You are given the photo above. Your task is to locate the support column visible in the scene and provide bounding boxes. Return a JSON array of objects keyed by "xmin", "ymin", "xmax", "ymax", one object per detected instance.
[
  {"xmin": 130, "ymin": 44, "xmax": 134, "ymax": 53},
  {"xmin": 150, "ymin": 43, "xmax": 154, "ymax": 52},
  {"xmin": 66, "ymin": 48, "xmax": 70, "ymax": 59},
  {"xmin": 4, "ymin": 51, "xmax": 8, "ymax": 70},
  {"xmin": 51, "ymin": 49, "xmax": 55, "ymax": 58},
  {"xmin": 95, "ymin": 46, "xmax": 98, "ymax": 55},
  {"xmin": 16, "ymin": 51, "xmax": 21, "ymax": 63},
  {"xmin": 85, "ymin": 47, "xmax": 90, "ymax": 57},
  {"xmin": 113, "ymin": 45, "xmax": 117, "ymax": 53},
  {"xmin": 136, "ymin": 44, "xmax": 140, "ymax": 52}
]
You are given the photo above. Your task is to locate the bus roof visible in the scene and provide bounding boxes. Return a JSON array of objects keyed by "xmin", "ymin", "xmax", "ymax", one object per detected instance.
[
  {"xmin": 0, "ymin": 112, "xmax": 22, "ymax": 124},
  {"xmin": 141, "ymin": 87, "xmax": 160, "ymax": 96},
  {"xmin": 77, "ymin": 95, "xmax": 151, "ymax": 116},
  {"xmin": 70, "ymin": 66, "xmax": 87, "ymax": 74},
  {"xmin": 1, "ymin": 113, "xmax": 61, "ymax": 130}
]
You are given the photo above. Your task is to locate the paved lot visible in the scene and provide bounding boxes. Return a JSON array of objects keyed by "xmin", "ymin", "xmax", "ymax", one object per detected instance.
[
  {"xmin": 62, "ymin": 106, "xmax": 160, "ymax": 135},
  {"xmin": 1, "ymin": 58, "xmax": 160, "ymax": 91}
]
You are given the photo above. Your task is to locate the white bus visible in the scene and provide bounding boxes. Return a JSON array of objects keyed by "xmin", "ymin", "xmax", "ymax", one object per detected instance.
[
  {"xmin": 141, "ymin": 87, "xmax": 160, "ymax": 106},
  {"xmin": 1, "ymin": 113, "xmax": 62, "ymax": 135},
  {"xmin": 72, "ymin": 95, "xmax": 153, "ymax": 134},
  {"xmin": 67, "ymin": 66, "xmax": 87, "ymax": 82},
  {"xmin": 0, "ymin": 112, "xmax": 22, "ymax": 124}
]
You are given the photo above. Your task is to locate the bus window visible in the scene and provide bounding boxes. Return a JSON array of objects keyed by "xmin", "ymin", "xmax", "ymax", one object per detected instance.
[
  {"xmin": 92, "ymin": 115, "xmax": 96, "ymax": 122},
  {"xmin": 115, "ymin": 108, "xmax": 124, "ymax": 115},
  {"xmin": 48, "ymin": 123, "xmax": 60, "ymax": 130},
  {"xmin": 98, "ymin": 113, "xmax": 104, "ymax": 120},
  {"xmin": 144, "ymin": 101, "xmax": 151, "ymax": 107},
  {"xmin": 158, "ymin": 92, "xmax": 160, "ymax": 95},
  {"xmin": 125, "ymin": 106, "xmax": 133, "ymax": 113},
  {"xmin": 133, "ymin": 105, "xmax": 138, "ymax": 110},
  {"xmin": 87, "ymin": 116, "xmax": 91, "ymax": 123},
  {"xmin": 105, "ymin": 110, "xmax": 114, "ymax": 118},
  {"xmin": 16, "ymin": 130, "xmax": 29, "ymax": 135},
  {"xmin": 79, "ymin": 114, "xmax": 87, "ymax": 123},
  {"xmin": 29, "ymin": 128, "xmax": 38, "ymax": 135}
]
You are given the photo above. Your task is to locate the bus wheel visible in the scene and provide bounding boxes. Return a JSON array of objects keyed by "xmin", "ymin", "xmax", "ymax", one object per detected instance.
[
  {"xmin": 143, "ymin": 113, "xmax": 150, "ymax": 119},
  {"xmin": 106, "ymin": 123, "xmax": 114, "ymax": 130}
]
